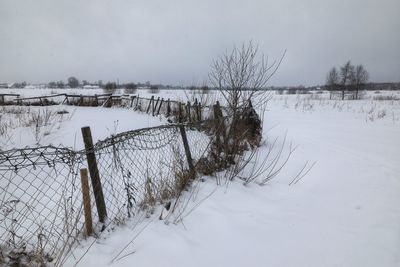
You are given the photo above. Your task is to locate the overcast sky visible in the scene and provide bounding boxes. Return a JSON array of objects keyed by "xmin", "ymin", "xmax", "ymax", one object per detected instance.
[{"xmin": 0, "ymin": 0, "xmax": 399, "ymax": 86}]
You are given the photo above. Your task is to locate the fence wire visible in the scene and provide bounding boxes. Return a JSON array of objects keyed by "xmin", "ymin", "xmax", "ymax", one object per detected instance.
[
  {"xmin": 90, "ymin": 124, "xmax": 212, "ymax": 225},
  {"xmin": 0, "ymin": 123, "xmax": 213, "ymax": 265},
  {"xmin": 0, "ymin": 146, "xmax": 84, "ymax": 263}
]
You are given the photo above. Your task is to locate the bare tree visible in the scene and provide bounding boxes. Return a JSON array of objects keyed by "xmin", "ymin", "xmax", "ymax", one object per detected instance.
[
  {"xmin": 339, "ymin": 61, "xmax": 354, "ymax": 100},
  {"xmin": 350, "ymin": 64, "xmax": 369, "ymax": 99},
  {"xmin": 208, "ymin": 42, "xmax": 284, "ymax": 163},
  {"xmin": 326, "ymin": 67, "xmax": 340, "ymax": 90},
  {"xmin": 340, "ymin": 61, "xmax": 354, "ymax": 85},
  {"xmin": 209, "ymin": 42, "xmax": 285, "ymax": 111},
  {"xmin": 67, "ymin": 76, "xmax": 79, "ymax": 88}
]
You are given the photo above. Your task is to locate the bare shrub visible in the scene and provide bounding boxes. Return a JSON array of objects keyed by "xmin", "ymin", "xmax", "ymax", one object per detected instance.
[
  {"xmin": 0, "ymin": 107, "xmax": 75, "ymax": 145},
  {"xmin": 148, "ymin": 86, "xmax": 160, "ymax": 94},
  {"xmin": 124, "ymin": 83, "xmax": 137, "ymax": 94},
  {"xmin": 209, "ymin": 42, "xmax": 283, "ymax": 168},
  {"xmin": 220, "ymin": 133, "xmax": 297, "ymax": 186},
  {"xmin": 103, "ymin": 82, "xmax": 117, "ymax": 94},
  {"xmin": 184, "ymin": 86, "xmax": 215, "ymax": 107}
]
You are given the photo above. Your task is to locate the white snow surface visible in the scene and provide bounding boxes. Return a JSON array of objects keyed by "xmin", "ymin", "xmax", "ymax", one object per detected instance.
[
  {"xmin": 67, "ymin": 92, "xmax": 399, "ymax": 267},
  {"xmin": 0, "ymin": 105, "xmax": 166, "ymax": 150},
  {"xmin": 1, "ymin": 89, "xmax": 399, "ymax": 266}
]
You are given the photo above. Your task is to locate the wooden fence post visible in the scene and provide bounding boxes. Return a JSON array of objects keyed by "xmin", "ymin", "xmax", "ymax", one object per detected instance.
[
  {"xmin": 179, "ymin": 125, "xmax": 195, "ymax": 176},
  {"xmin": 157, "ymin": 98, "xmax": 164, "ymax": 115},
  {"xmin": 136, "ymin": 95, "xmax": 140, "ymax": 110},
  {"xmin": 167, "ymin": 98, "xmax": 171, "ymax": 117},
  {"xmin": 186, "ymin": 101, "xmax": 191, "ymax": 122},
  {"xmin": 198, "ymin": 103, "xmax": 202, "ymax": 122},
  {"xmin": 81, "ymin": 126, "xmax": 108, "ymax": 223},
  {"xmin": 213, "ymin": 103, "xmax": 222, "ymax": 153},
  {"xmin": 178, "ymin": 102, "xmax": 183, "ymax": 122},
  {"xmin": 216, "ymin": 101, "xmax": 228, "ymax": 154},
  {"xmin": 147, "ymin": 96, "xmax": 154, "ymax": 114},
  {"xmin": 107, "ymin": 95, "xmax": 113, "ymax": 108},
  {"xmin": 80, "ymin": 168, "xmax": 93, "ymax": 236},
  {"xmin": 153, "ymin": 97, "xmax": 160, "ymax": 116},
  {"xmin": 64, "ymin": 94, "xmax": 70, "ymax": 105},
  {"xmin": 130, "ymin": 96, "xmax": 135, "ymax": 108},
  {"xmin": 194, "ymin": 99, "xmax": 198, "ymax": 121},
  {"xmin": 94, "ymin": 94, "xmax": 99, "ymax": 106},
  {"xmin": 213, "ymin": 101, "xmax": 228, "ymax": 155}
]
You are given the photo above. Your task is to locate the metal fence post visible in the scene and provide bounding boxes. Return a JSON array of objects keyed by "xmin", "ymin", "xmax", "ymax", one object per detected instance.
[{"xmin": 81, "ymin": 126, "xmax": 108, "ymax": 223}]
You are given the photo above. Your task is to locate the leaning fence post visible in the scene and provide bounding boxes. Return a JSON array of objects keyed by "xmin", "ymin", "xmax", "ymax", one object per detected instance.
[
  {"xmin": 81, "ymin": 126, "xmax": 108, "ymax": 223},
  {"xmin": 80, "ymin": 168, "xmax": 93, "ymax": 236},
  {"xmin": 153, "ymin": 97, "xmax": 160, "ymax": 116},
  {"xmin": 194, "ymin": 98, "xmax": 199, "ymax": 122},
  {"xmin": 94, "ymin": 94, "xmax": 99, "ymax": 106},
  {"xmin": 213, "ymin": 103, "xmax": 222, "ymax": 154},
  {"xmin": 136, "ymin": 95, "xmax": 140, "ymax": 110},
  {"xmin": 178, "ymin": 102, "xmax": 183, "ymax": 122},
  {"xmin": 64, "ymin": 94, "xmax": 70, "ymax": 105},
  {"xmin": 130, "ymin": 95, "xmax": 135, "ymax": 108},
  {"xmin": 215, "ymin": 101, "xmax": 228, "ymax": 155},
  {"xmin": 167, "ymin": 98, "xmax": 171, "ymax": 117},
  {"xmin": 198, "ymin": 103, "xmax": 202, "ymax": 122},
  {"xmin": 107, "ymin": 95, "xmax": 113, "ymax": 108},
  {"xmin": 179, "ymin": 125, "xmax": 195, "ymax": 175},
  {"xmin": 157, "ymin": 98, "xmax": 164, "ymax": 115},
  {"xmin": 186, "ymin": 101, "xmax": 191, "ymax": 122},
  {"xmin": 147, "ymin": 96, "xmax": 154, "ymax": 114}
]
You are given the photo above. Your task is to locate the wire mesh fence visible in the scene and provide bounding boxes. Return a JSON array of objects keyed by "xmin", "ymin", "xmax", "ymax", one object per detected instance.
[
  {"xmin": 0, "ymin": 123, "xmax": 213, "ymax": 265},
  {"xmin": 0, "ymin": 92, "xmax": 214, "ymax": 125},
  {"xmin": 0, "ymin": 146, "xmax": 85, "ymax": 264},
  {"xmin": 91, "ymin": 124, "xmax": 212, "ymax": 225}
]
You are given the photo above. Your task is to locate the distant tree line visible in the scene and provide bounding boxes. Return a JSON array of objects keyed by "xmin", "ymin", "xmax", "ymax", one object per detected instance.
[{"xmin": 326, "ymin": 61, "xmax": 369, "ymax": 99}]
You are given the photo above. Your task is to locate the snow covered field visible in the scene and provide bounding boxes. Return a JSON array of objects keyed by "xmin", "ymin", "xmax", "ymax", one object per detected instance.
[
  {"xmin": 66, "ymin": 91, "xmax": 399, "ymax": 267},
  {"xmin": 0, "ymin": 105, "xmax": 166, "ymax": 150},
  {"xmin": 1, "ymin": 89, "xmax": 400, "ymax": 266}
]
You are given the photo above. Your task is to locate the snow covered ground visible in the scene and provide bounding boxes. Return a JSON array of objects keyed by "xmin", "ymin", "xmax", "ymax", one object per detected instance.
[
  {"xmin": 1, "ymin": 89, "xmax": 399, "ymax": 266},
  {"xmin": 0, "ymin": 105, "xmax": 166, "ymax": 150},
  {"xmin": 65, "ymin": 91, "xmax": 399, "ymax": 267}
]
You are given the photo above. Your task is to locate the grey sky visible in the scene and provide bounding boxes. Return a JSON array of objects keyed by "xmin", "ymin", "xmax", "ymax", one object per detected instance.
[{"xmin": 0, "ymin": 0, "xmax": 399, "ymax": 86}]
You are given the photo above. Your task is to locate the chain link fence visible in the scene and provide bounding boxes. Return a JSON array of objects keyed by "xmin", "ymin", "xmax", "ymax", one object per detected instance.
[
  {"xmin": 0, "ymin": 146, "xmax": 84, "ymax": 265},
  {"xmin": 0, "ymin": 122, "xmax": 213, "ymax": 265}
]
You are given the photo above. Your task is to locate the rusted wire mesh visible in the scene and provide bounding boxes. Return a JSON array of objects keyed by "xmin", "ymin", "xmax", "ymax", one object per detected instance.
[
  {"xmin": 90, "ymin": 124, "xmax": 212, "ymax": 225},
  {"xmin": 0, "ymin": 146, "xmax": 84, "ymax": 264},
  {"xmin": 0, "ymin": 123, "xmax": 213, "ymax": 265}
]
